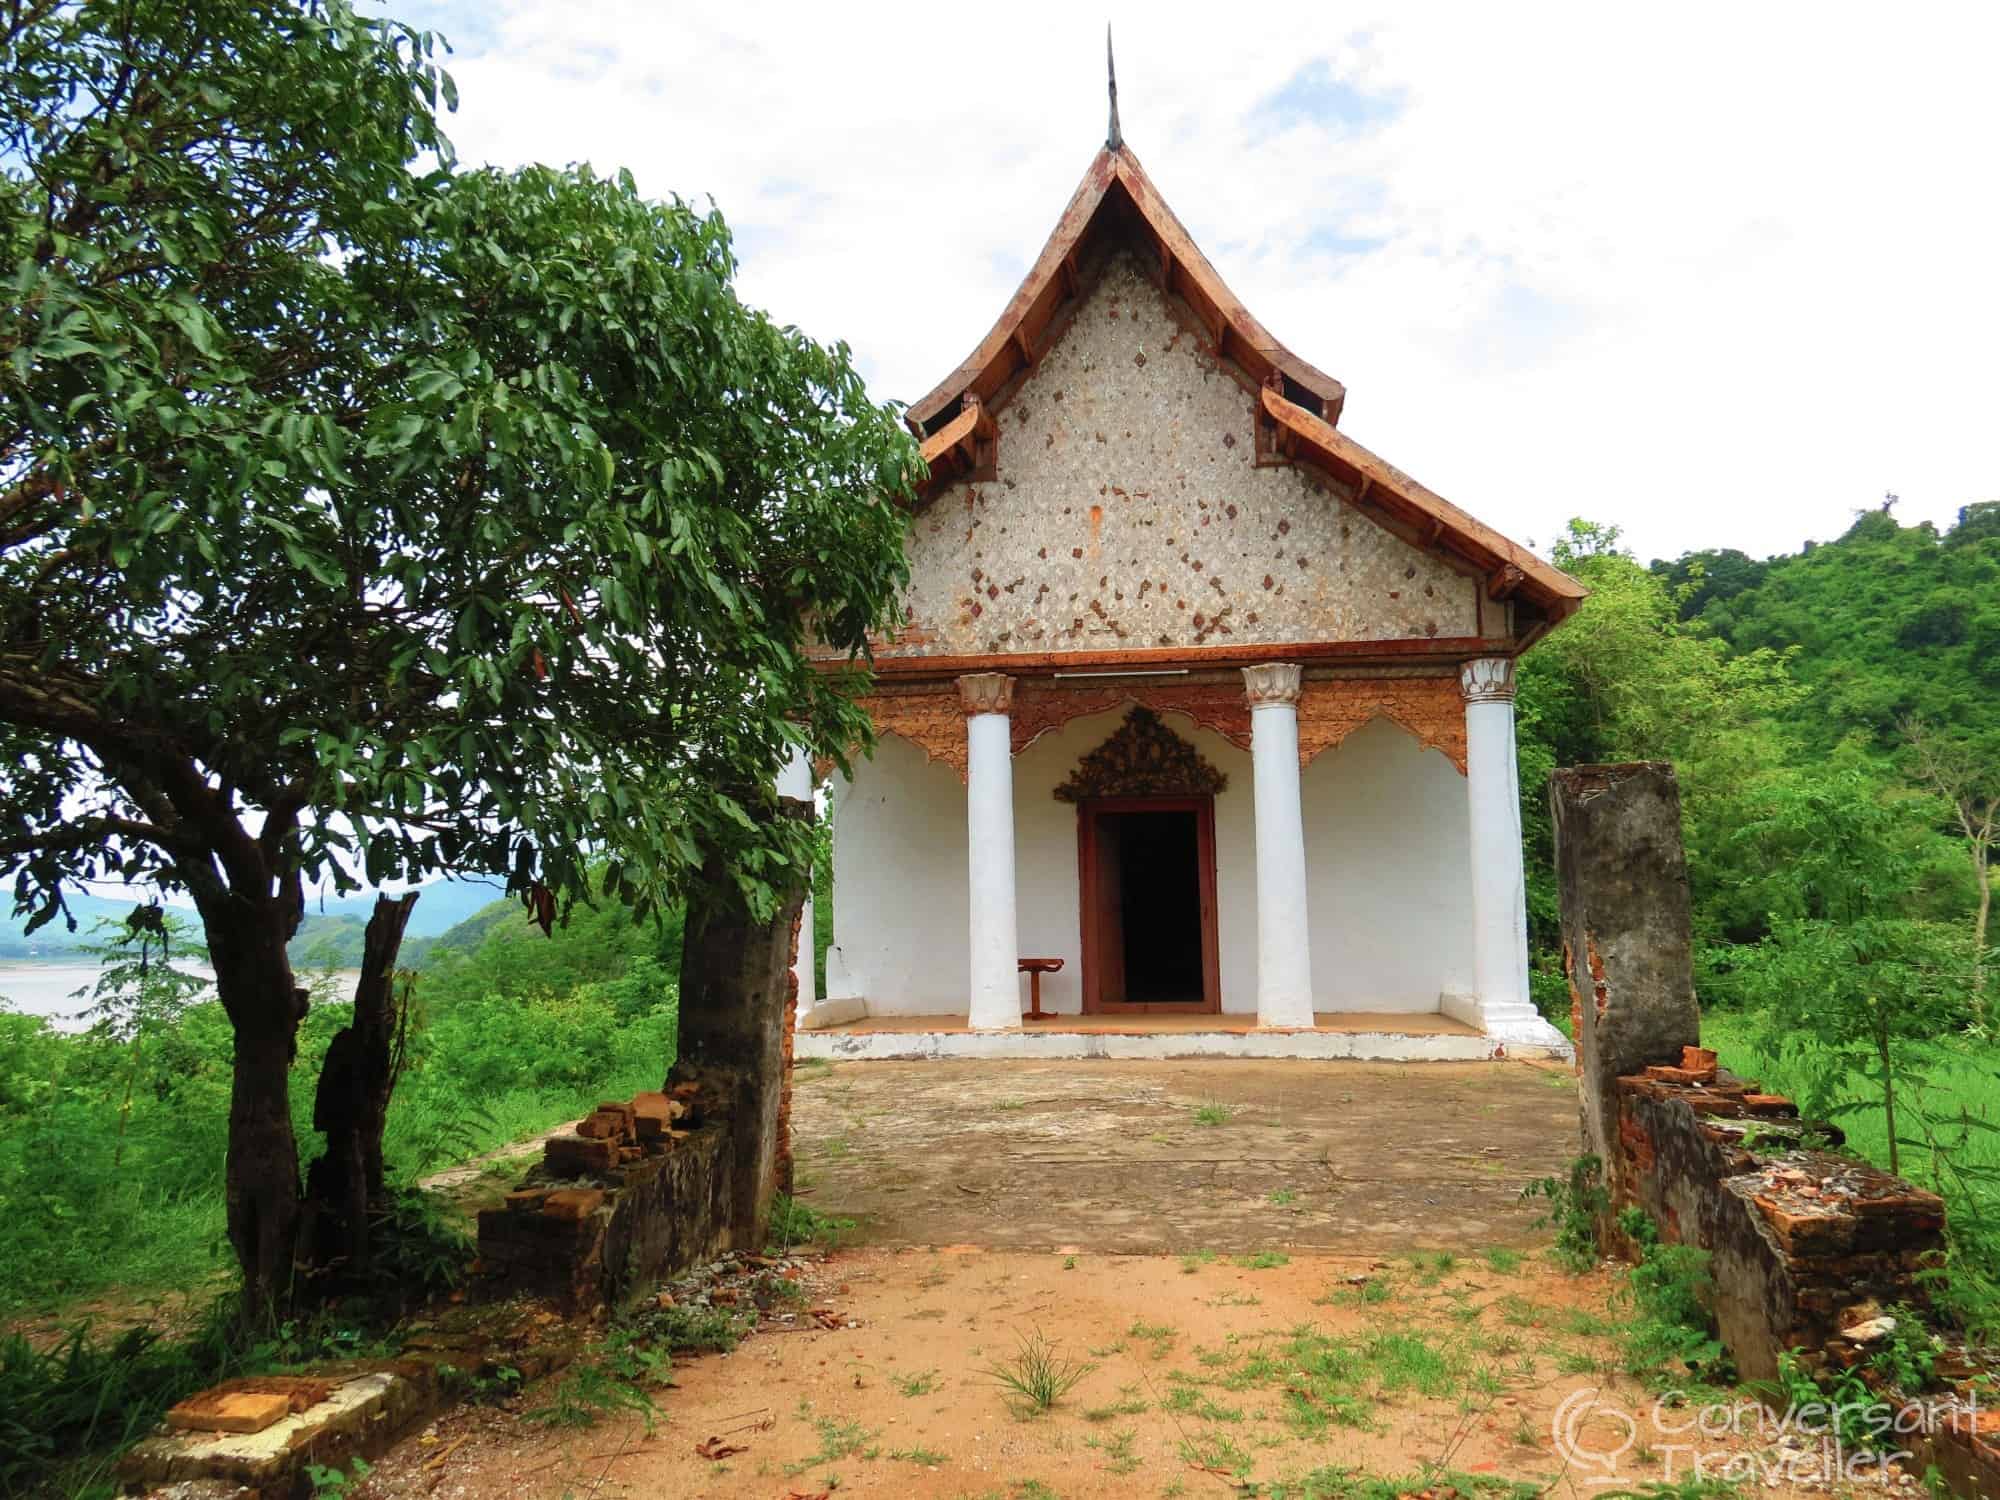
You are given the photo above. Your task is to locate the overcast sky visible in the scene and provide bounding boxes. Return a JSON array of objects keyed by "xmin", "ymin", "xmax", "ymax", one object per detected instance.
[{"xmin": 390, "ymin": 2, "xmax": 1997, "ymax": 566}]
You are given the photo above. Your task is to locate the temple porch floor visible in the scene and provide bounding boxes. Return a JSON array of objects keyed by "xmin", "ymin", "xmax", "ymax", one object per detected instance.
[{"xmin": 793, "ymin": 1009, "xmax": 1569, "ymax": 1062}]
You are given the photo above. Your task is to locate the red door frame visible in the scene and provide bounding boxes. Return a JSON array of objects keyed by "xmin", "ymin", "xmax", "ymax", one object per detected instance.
[{"xmin": 1076, "ymin": 795, "xmax": 1221, "ymax": 1015}]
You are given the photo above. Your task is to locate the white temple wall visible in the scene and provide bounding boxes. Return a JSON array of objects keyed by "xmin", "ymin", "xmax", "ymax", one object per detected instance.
[
  {"xmin": 1301, "ymin": 717, "xmax": 1476, "ymax": 1012},
  {"xmin": 829, "ymin": 708, "xmax": 1473, "ymax": 1018}
]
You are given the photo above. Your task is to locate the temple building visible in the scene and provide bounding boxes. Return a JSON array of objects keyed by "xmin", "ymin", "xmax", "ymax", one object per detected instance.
[{"xmin": 792, "ymin": 104, "xmax": 1584, "ymax": 1059}]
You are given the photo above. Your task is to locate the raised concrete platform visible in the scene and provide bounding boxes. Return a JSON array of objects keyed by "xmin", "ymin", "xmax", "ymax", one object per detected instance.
[{"xmin": 794, "ymin": 1010, "xmax": 1569, "ymax": 1062}]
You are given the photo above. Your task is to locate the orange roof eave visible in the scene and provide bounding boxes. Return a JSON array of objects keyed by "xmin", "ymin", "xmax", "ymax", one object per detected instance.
[
  {"xmin": 906, "ymin": 147, "xmax": 1346, "ymax": 437},
  {"xmin": 1258, "ymin": 387, "xmax": 1587, "ymax": 628}
]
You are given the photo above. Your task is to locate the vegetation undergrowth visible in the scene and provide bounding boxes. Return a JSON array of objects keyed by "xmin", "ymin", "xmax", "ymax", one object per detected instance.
[
  {"xmin": 1520, "ymin": 1153, "xmax": 1608, "ymax": 1271},
  {"xmin": 766, "ymin": 1193, "xmax": 857, "ymax": 1254},
  {"xmin": 1615, "ymin": 1208, "xmax": 1729, "ymax": 1385},
  {"xmin": 0, "ymin": 889, "xmax": 683, "ymax": 1492},
  {"xmin": 986, "ymin": 1329, "xmax": 1096, "ymax": 1416}
]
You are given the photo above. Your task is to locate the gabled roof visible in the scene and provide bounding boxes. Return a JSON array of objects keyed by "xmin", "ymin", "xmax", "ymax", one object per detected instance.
[
  {"xmin": 909, "ymin": 142, "xmax": 1585, "ymax": 637},
  {"xmin": 911, "ymin": 145, "xmax": 1344, "ymax": 447},
  {"xmin": 1255, "ymin": 388, "xmax": 1585, "ymax": 631}
]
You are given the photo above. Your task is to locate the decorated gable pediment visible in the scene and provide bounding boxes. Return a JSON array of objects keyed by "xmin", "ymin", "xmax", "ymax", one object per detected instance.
[
  {"xmin": 854, "ymin": 144, "xmax": 1585, "ymax": 668},
  {"xmin": 1054, "ymin": 706, "xmax": 1227, "ymax": 802}
]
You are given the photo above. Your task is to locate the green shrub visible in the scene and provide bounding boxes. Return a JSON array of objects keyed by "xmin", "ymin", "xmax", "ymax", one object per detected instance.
[
  {"xmin": 1617, "ymin": 1208, "xmax": 1727, "ymax": 1384},
  {"xmin": 1520, "ymin": 1154, "xmax": 1607, "ymax": 1271}
]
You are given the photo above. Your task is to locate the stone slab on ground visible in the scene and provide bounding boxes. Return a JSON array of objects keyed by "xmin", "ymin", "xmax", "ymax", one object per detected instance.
[
  {"xmin": 125, "ymin": 1369, "xmax": 428, "ymax": 1489},
  {"xmin": 792, "ymin": 1057, "xmax": 1577, "ymax": 1253}
]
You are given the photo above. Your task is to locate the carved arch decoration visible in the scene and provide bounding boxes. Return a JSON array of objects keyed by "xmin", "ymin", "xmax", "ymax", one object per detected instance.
[
  {"xmin": 1011, "ymin": 678, "xmax": 1251, "ymax": 759},
  {"xmin": 844, "ymin": 672, "xmax": 1465, "ymax": 783},
  {"xmin": 1297, "ymin": 676, "xmax": 1467, "ymax": 775},
  {"xmin": 1053, "ymin": 707, "xmax": 1228, "ymax": 803},
  {"xmin": 846, "ymin": 683, "xmax": 973, "ymax": 778}
]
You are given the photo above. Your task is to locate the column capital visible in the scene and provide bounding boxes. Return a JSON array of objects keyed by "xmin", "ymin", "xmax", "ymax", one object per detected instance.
[
  {"xmin": 956, "ymin": 672, "xmax": 1015, "ymax": 716},
  {"xmin": 1242, "ymin": 662, "xmax": 1303, "ymax": 708},
  {"xmin": 1458, "ymin": 656, "xmax": 1517, "ymax": 705}
]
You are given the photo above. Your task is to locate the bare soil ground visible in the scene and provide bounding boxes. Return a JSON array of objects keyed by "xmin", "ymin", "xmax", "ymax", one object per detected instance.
[
  {"xmin": 339, "ymin": 1062, "xmax": 1879, "ymax": 1498},
  {"xmin": 786, "ymin": 1058, "xmax": 1581, "ymax": 1255},
  {"xmin": 367, "ymin": 1246, "xmax": 1849, "ymax": 1499}
]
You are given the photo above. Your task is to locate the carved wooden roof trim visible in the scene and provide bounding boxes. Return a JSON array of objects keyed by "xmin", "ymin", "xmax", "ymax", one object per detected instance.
[
  {"xmin": 845, "ymin": 676, "xmax": 1467, "ymax": 782},
  {"xmin": 906, "ymin": 147, "xmax": 1346, "ymax": 474},
  {"xmin": 1296, "ymin": 676, "xmax": 1468, "ymax": 776},
  {"xmin": 1258, "ymin": 388, "xmax": 1586, "ymax": 632}
]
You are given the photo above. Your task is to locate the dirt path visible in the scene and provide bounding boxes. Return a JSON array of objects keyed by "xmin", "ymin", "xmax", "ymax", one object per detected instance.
[
  {"xmin": 420, "ymin": 1128, "xmax": 565, "ymax": 1194},
  {"xmin": 790, "ymin": 1058, "xmax": 1579, "ymax": 1254},
  {"xmin": 346, "ymin": 1060, "xmax": 1880, "ymax": 1498},
  {"xmin": 370, "ymin": 1244, "xmax": 1846, "ymax": 1500}
]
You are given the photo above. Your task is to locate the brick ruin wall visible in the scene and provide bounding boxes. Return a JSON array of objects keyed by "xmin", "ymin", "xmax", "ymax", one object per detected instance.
[
  {"xmin": 1605, "ymin": 1048, "xmax": 1945, "ymax": 1382},
  {"xmin": 1555, "ymin": 763, "xmax": 2000, "ymax": 1489},
  {"xmin": 474, "ymin": 1079, "xmax": 738, "ymax": 1315},
  {"xmin": 889, "ymin": 252, "xmax": 1486, "ymax": 659}
]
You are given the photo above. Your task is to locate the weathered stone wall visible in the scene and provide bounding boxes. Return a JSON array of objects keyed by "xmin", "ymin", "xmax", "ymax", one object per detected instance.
[
  {"xmin": 1552, "ymin": 760, "xmax": 2000, "ymax": 1492},
  {"xmin": 891, "ymin": 253, "xmax": 1482, "ymax": 658},
  {"xmin": 475, "ymin": 1083, "xmax": 735, "ymax": 1314},
  {"xmin": 1610, "ymin": 1059, "xmax": 1943, "ymax": 1384},
  {"xmin": 1551, "ymin": 762, "xmax": 1703, "ymax": 1201}
]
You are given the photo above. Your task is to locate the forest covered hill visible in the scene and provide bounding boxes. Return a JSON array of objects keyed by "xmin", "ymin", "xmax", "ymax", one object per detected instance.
[
  {"xmin": 1654, "ymin": 499, "xmax": 2000, "ymax": 760},
  {"xmin": 1517, "ymin": 500, "xmax": 1998, "ymax": 1006}
]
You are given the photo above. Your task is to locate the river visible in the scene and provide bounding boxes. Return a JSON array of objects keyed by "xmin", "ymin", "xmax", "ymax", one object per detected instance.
[{"xmin": 0, "ymin": 962, "xmax": 364, "ymax": 1031}]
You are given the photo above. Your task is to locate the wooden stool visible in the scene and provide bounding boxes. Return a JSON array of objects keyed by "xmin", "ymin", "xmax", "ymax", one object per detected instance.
[{"xmin": 1018, "ymin": 957, "xmax": 1064, "ymax": 1021}]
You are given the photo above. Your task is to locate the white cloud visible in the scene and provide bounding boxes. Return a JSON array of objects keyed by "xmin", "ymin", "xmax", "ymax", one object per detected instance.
[{"xmin": 403, "ymin": 0, "xmax": 2000, "ymax": 562}]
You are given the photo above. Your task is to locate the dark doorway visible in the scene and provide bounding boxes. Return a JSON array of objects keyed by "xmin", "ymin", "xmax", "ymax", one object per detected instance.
[{"xmin": 1077, "ymin": 796, "xmax": 1220, "ymax": 1014}]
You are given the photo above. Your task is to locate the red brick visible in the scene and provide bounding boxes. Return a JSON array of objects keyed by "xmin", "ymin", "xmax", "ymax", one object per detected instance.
[
  {"xmin": 542, "ymin": 1188, "xmax": 605, "ymax": 1222},
  {"xmin": 1752, "ymin": 1195, "xmax": 1855, "ymax": 1253},
  {"xmin": 166, "ymin": 1390, "xmax": 293, "ymax": 1435},
  {"xmin": 544, "ymin": 1133, "xmax": 617, "ymax": 1174},
  {"xmin": 1742, "ymin": 1094, "xmax": 1796, "ymax": 1116},
  {"xmin": 1851, "ymin": 1188, "xmax": 1946, "ymax": 1218},
  {"xmin": 1644, "ymin": 1064, "xmax": 1709, "ymax": 1086},
  {"xmin": 1681, "ymin": 1045, "xmax": 1719, "ymax": 1076}
]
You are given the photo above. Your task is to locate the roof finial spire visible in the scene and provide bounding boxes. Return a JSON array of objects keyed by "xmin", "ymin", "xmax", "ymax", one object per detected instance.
[{"xmin": 1106, "ymin": 24, "xmax": 1122, "ymax": 150}]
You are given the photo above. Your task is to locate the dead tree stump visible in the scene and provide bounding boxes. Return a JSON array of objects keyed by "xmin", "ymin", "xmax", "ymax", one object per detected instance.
[{"xmin": 1550, "ymin": 763, "xmax": 1702, "ymax": 1207}]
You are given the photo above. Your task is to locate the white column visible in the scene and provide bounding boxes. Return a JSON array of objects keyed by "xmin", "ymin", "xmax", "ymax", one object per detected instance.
[
  {"xmin": 961, "ymin": 673, "xmax": 1021, "ymax": 1031},
  {"xmin": 776, "ymin": 745, "xmax": 819, "ymax": 1025},
  {"xmin": 1460, "ymin": 658, "xmax": 1564, "ymax": 1045},
  {"xmin": 1244, "ymin": 664, "xmax": 1315, "ymax": 1029}
]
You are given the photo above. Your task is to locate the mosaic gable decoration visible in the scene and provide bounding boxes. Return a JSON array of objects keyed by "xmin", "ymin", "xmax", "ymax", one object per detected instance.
[{"xmin": 1053, "ymin": 706, "xmax": 1227, "ymax": 802}]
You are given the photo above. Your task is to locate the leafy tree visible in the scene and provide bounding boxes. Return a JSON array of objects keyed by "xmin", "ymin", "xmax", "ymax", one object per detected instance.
[
  {"xmin": 1903, "ymin": 716, "xmax": 2000, "ymax": 1006},
  {"xmin": 0, "ymin": 2, "xmax": 916, "ymax": 1314},
  {"xmin": 1660, "ymin": 506, "xmax": 2000, "ymax": 760},
  {"xmin": 70, "ymin": 907, "xmax": 209, "ymax": 1168},
  {"xmin": 1516, "ymin": 521, "xmax": 1803, "ymax": 993},
  {"xmin": 1725, "ymin": 771, "xmax": 1974, "ymax": 1175}
]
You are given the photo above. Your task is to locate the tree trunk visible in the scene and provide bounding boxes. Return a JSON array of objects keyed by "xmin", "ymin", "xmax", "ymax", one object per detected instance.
[
  {"xmin": 204, "ymin": 901, "xmax": 310, "ymax": 1324},
  {"xmin": 300, "ymin": 892, "xmax": 417, "ymax": 1290},
  {"xmin": 353, "ymin": 893, "xmax": 416, "ymax": 1198},
  {"xmin": 1878, "ymin": 1028, "xmax": 1899, "ymax": 1179},
  {"xmin": 1974, "ymin": 844, "xmax": 1991, "ymax": 1012},
  {"xmin": 674, "ymin": 798, "xmax": 810, "ymax": 1249}
]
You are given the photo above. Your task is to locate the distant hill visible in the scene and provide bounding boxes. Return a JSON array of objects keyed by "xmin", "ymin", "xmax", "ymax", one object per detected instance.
[
  {"xmin": 296, "ymin": 878, "xmax": 506, "ymax": 940},
  {"xmin": 0, "ymin": 891, "xmax": 172, "ymax": 960},
  {"xmin": 1654, "ymin": 500, "xmax": 2000, "ymax": 759},
  {"xmin": 2, "ymin": 876, "xmax": 512, "ymax": 966}
]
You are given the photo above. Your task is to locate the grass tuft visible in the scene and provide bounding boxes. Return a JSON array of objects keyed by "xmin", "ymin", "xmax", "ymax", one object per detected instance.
[{"xmin": 985, "ymin": 1329, "xmax": 1096, "ymax": 1415}]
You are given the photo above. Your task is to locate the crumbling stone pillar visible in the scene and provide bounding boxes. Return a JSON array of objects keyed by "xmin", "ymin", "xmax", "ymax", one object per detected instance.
[
  {"xmin": 673, "ymin": 798, "xmax": 811, "ymax": 1251},
  {"xmin": 1550, "ymin": 762, "xmax": 1702, "ymax": 1206}
]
